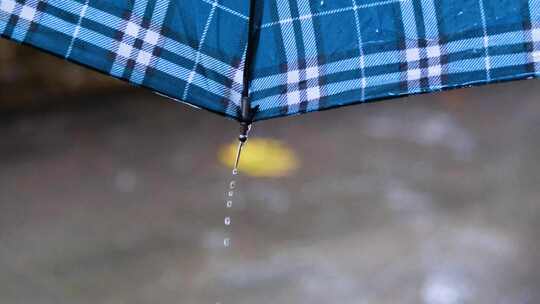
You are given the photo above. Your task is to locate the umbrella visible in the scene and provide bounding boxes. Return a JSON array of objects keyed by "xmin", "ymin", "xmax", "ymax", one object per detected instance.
[{"xmin": 1, "ymin": 0, "xmax": 539, "ymax": 137}]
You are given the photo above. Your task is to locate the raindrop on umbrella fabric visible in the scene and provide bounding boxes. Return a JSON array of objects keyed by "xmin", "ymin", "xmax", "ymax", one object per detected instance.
[{"xmin": 3, "ymin": 1, "xmax": 538, "ymax": 123}]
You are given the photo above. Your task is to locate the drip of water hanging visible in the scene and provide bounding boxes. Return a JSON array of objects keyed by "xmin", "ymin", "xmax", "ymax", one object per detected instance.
[{"xmin": 223, "ymin": 123, "xmax": 251, "ymax": 249}]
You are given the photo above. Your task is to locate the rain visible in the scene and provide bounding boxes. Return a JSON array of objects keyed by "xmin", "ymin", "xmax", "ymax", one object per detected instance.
[{"xmin": 2, "ymin": 0, "xmax": 540, "ymax": 303}]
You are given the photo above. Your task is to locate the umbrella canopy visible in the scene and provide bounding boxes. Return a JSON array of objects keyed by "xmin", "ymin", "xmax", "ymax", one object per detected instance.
[{"xmin": 1, "ymin": 0, "xmax": 539, "ymax": 121}]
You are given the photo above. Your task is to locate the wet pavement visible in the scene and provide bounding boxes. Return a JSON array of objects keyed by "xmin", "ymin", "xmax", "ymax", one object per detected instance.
[{"xmin": 1, "ymin": 79, "xmax": 540, "ymax": 303}]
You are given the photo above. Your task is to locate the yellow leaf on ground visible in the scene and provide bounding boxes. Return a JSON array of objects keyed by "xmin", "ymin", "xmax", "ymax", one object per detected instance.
[{"xmin": 218, "ymin": 138, "xmax": 299, "ymax": 177}]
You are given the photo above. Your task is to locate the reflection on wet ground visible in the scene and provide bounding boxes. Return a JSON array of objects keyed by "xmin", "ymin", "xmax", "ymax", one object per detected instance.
[{"xmin": 1, "ymin": 79, "xmax": 540, "ymax": 303}]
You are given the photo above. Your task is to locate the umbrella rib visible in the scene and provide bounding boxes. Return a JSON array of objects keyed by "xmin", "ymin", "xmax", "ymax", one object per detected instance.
[{"xmin": 240, "ymin": 0, "xmax": 262, "ymax": 122}]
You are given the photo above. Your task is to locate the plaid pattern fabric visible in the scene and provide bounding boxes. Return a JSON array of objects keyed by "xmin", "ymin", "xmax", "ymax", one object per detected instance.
[
  {"xmin": 2, "ymin": 0, "xmax": 540, "ymax": 121},
  {"xmin": 250, "ymin": 0, "xmax": 540, "ymax": 120},
  {"xmin": 0, "ymin": 0, "xmax": 249, "ymax": 119}
]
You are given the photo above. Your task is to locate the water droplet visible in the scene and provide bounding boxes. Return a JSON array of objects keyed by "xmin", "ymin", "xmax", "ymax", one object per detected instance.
[
  {"xmin": 224, "ymin": 217, "xmax": 231, "ymax": 225},
  {"xmin": 223, "ymin": 238, "xmax": 230, "ymax": 247},
  {"xmin": 232, "ymin": 168, "xmax": 238, "ymax": 175},
  {"xmin": 226, "ymin": 200, "xmax": 232, "ymax": 208},
  {"xmin": 229, "ymin": 181, "xmax": 236, "ymax": 189},
  {"xmin": 228, "ymin": 190, "xmax": 234, "ymax": 197},
  {"xmin": 114, "ymin": 170, "xmax": 138, "ymax": 193}
]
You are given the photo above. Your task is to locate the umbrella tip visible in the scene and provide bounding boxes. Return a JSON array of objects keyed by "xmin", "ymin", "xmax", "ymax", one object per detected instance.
[
  {"xmin": 235, "ymin": 96, "xmax": 257, "ymax": 169},
  {"xmin": 238, "ymin": 122, "xmax": 251, "ymax": 143},
  {"xmin": 234, "ymin": 122, "xmax": 251, "ymax": 171}
]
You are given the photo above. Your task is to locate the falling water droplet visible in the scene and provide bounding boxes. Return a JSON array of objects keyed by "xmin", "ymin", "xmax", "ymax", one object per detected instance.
[{"xmin": 219, "ymin": 126, "xmax": 251, "ymax": 304}]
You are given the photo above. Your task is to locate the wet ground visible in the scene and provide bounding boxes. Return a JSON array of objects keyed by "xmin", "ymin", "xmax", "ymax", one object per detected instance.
[{"xmin": 1, "ymin": 79, "xmax": 540, "ymax": 304}]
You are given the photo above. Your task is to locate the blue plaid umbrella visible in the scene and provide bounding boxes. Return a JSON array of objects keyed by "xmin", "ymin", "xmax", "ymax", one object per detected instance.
[{"xmin": 1, "ymin": 0, "xmax": 540, "ymax": 124}]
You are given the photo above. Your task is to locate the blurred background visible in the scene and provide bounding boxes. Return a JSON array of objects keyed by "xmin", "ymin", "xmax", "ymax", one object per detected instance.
[{"xmin": 1, "ymin": 38, "xmax": 540, "ymax": 304}]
